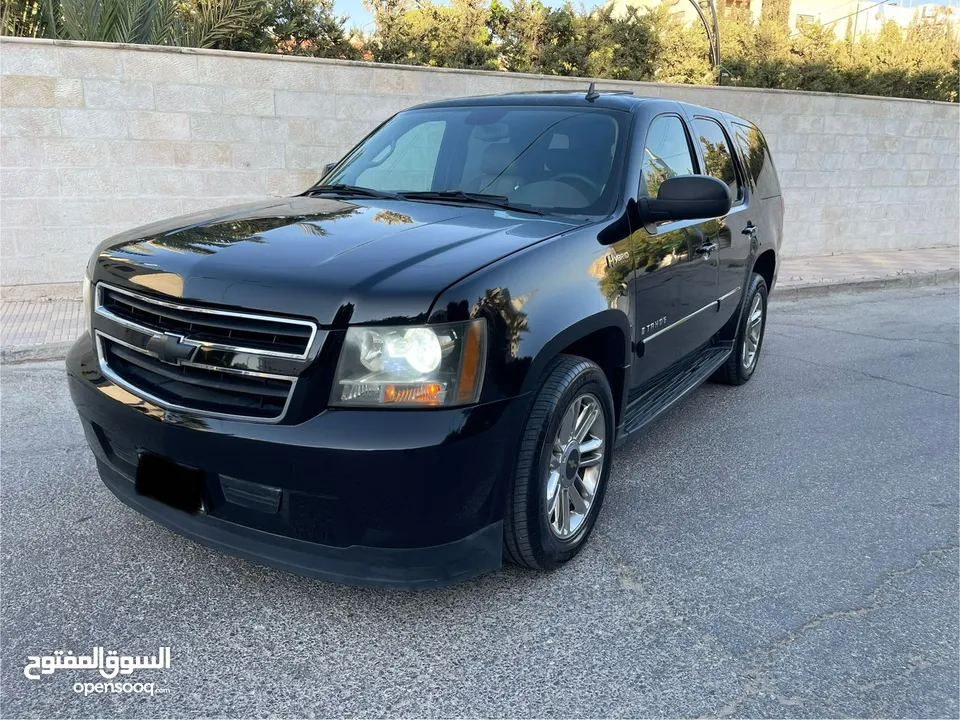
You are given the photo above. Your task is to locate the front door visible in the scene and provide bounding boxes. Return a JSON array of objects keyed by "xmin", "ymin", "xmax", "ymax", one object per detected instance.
[{"xmin": 630, "ymin": 112, "xmax": 720, "ymax": 387}]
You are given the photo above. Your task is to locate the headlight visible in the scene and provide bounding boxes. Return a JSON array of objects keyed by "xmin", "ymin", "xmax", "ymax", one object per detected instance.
[
  {"xmin": 331, "ymin": 319, "xmax": 486, "ymax": 407},
  {"xmin": 82, "ymin": 273, "xmax": 93, "ymax": 337}
]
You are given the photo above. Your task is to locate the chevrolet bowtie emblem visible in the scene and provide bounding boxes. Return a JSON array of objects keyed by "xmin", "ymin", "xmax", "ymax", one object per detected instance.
[{"xmin": 145, "ymin": 332, "xmax": 198, "ymax": 366}]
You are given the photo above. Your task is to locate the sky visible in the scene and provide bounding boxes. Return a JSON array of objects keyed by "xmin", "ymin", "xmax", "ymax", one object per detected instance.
[
  {"xmin": 335, "ymin": 0, "xmax": 375, "ymax": 30},
  {"xmin": 335, "ymin": 0, "xmax": 958, "ymax": 30}
]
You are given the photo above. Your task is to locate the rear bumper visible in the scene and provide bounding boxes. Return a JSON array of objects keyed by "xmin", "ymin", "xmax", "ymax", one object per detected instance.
[{"xmin": 67, "ymin": 334, "xmax": 526, "ymax": 589}]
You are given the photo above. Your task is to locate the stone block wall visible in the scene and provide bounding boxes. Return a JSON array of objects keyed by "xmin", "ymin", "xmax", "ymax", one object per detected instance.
[{"xmin": 1, "ymin": 37, "xmax": 958, "ymax": 291}]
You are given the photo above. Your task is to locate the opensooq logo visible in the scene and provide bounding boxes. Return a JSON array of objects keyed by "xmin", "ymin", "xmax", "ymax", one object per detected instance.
[{"xmin": 24, "ymin": 646, "xmax": 171, "ymax": 680}]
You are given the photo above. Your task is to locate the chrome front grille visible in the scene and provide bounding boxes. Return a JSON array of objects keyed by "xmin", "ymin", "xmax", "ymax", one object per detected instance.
[
  {"xmin": 97, "ymin": 284, "xmax": 316, "ymax": 359},
  {"xmin": 93, "ymin": 282, "xmax": 319, "ymax": 422}
]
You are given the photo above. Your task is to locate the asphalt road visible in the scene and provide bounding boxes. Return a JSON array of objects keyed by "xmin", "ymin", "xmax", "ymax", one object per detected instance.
[{"xmin": 2, "ymin": 285, "xmax": 958, "ymax": 719}]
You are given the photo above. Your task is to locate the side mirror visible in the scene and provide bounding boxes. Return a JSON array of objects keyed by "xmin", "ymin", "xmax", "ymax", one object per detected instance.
[
  {"xmin": 323, "ymin": 162, "xmax": 336, "ymax": 175},
  {"xmin": 639, "ymin": 175, "xmax": 731, "ymax": 228}
]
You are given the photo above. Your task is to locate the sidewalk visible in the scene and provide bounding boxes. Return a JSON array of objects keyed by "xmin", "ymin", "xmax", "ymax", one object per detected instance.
[
  {"xmin": 2, "ymin": 246, "xmax": 957, "ymax": 363},
  {"xmin": 774, "ymin": 245, "xmax": 959, "ymax": 299}
]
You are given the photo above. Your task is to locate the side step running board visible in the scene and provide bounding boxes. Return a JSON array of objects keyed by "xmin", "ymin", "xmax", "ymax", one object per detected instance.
[{"xmin": 618, "ymin": 344, "xmax": 732, "ymax": 442}]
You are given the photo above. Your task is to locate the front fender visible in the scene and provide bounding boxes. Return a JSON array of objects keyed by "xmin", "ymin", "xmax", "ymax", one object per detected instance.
[
  {"xmin": 518, "ymin": 310, "xmax": 631, "ymax": 395},
  {"xmin": 427, "ymin": 227, "xmax": 633, "ymax": 405}
]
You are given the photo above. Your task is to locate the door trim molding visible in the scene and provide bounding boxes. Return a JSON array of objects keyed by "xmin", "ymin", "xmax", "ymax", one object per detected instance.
[
  {"xmin": 643, "ymin": 299, "xmax": 717, "ymax": 343},
  {"xmin": 643, "ymin": 286, "xmax": 741, "ymax": 344}
]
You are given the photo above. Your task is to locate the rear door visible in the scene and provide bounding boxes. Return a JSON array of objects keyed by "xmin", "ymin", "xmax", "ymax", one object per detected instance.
[
  {"xmin": 689, "ymin": 113, "xmax": 752, "ymax": 327},
  {"xmin": 630, "ymin": 110, "xmax": 721, "ymax": 386},
  {"xmin": 731, "ymin": 121, "xmax": 784, "ymax": 274}
]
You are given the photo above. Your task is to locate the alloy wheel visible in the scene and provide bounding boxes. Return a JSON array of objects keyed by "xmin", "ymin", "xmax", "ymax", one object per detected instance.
[
  {"xmin": 742, "ymin": 292, "xmax": 764, "ymax": 371},
  {"xmin": 545, "ymin": 393, "xmax": 605, "ymax": 540}
]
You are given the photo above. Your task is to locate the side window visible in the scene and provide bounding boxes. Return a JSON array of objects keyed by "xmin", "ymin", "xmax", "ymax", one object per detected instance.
[
  {"xmin": 641, "ymin": 115, "xmax": 697, "ymax": 198},
  {"xmin": 732, "ymin": 125, "xmax": 754, "ymax": 181},
  {"xmin": 356, "ymin": 121, "xmax": 445, "ymax": 192},
  {"xmin": 733, "ymin": 122, "xmax": 778, "ymax": 198},
  {"xmin": 693, "ymin": 117, "xmax": 743, "ymax": 203}
]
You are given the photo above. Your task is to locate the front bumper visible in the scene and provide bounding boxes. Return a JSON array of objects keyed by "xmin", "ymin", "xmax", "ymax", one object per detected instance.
[{"xmin": 67, "ymin": 334, "xmax": 526, "ymax": 589}]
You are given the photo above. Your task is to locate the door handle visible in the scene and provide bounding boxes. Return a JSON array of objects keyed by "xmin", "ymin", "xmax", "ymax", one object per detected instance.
[
  {"xmin": 742, "ymin": 223, "xmax": 757, "ymax": 235},
  {"xmin": 696, "ymin": 242, "xmax": 717, "ymax": 255}
]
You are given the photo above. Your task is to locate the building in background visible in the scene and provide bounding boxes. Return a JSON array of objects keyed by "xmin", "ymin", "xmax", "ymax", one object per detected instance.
[
  {"xmin": 609, "ymin": 0, "xmax": 958, "ymax": 38},
  {"xmin": 828, "ymin": 1, "xmax": 957, "ymax": 39}
]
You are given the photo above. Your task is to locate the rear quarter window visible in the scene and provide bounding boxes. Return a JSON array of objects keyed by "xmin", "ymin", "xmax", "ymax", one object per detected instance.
[{"xmin": 732, "ymin": 122, "xmax": 781, "ymax": 200}]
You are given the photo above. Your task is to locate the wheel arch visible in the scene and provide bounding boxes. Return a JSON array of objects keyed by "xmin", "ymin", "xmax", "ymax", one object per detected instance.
[
  {"xmin": 520, "ymin": 310, "xmax": 631, "ymax": 425},
  {"xmin": 753, "ymin": 248, "xmax": 777, "ymax": 292}
]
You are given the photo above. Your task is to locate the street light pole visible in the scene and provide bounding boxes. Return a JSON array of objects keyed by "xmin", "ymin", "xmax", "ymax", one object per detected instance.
[{"xmin": 688, "ymin": 0, "xmax": 722, "ymax": 82}]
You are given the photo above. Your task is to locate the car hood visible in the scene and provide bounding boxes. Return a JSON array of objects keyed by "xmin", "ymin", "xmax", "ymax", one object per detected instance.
[{"xmin": 92, "ymin": 196, "xmax": 586, "ymax": 326}]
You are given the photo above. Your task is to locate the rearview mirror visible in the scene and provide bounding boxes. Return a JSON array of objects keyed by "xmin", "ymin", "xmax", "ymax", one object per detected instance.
[{"xmin": 639, "ymin": 175, "xmax": 731, "ymax": 228}]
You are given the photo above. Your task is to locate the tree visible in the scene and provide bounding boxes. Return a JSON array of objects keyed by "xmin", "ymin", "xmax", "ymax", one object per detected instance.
[
  {"xmin": 535, "ymin": 2, "xmax": 591, "ymax": 76},
  {"xmin": 645, "ymin": 4, "xmax": 711, "ymax": 85},
  {"xmin": 788, "ymin": 19, "xmax": 845, "ymax": 93},
  {"xmin": 268, "ymin": 0, "xmax": 358, "ymax": 58},
  {"xmin": 899, "ymin": 12, "xmax": 959, "ymax": 101},
  {"xmin": 38, "ymin": 0, "xmax": 180, "ymax": 45},
  {"xmin": 174, "ymin": 0, "xmax": 272, "ymax": 51},
  {"xmin": 761, "ymin": 0, "xmax": 790, "ymax": 29},
  {"xmin": 487, "ymin": 0, "xmax": 548, "ymax": 73},
  {"xmin": 584, "ymin": 5, "xmax": 657, "ymax": 81},
  {"xmin": 10, "ymin": 0, "xmax": 273, "ymax": 48},
  {"xmin": 2, "ymin": 0, "xmax": 49, "ymax": 37},
  {"xmin": 363, "ymin": 0, "xmax": 412, "ymax": 64},
  {"xmin": 365, "ymin": 0, "xmax": 497, "ymax": 69},
  {"xmin": 3, "ymin": 0, "xmax": 957, "ymax": 103}
]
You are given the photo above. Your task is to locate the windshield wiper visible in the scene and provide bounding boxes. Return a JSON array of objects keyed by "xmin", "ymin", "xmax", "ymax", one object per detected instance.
[
  {"xmin": 400, "ymin": 190, "xmax": 544, "ymax": 215},
  {"xmin": 303, "ymin": 184, "xmax": 400, "ymax": 200}
]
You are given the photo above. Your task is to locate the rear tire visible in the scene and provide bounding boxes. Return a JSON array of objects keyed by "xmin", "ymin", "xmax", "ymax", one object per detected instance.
[
  {"xmin": 503, "ymin": 355, "xmax": 615, "ymax": 570},
  {"xmin": 713, "ymin": 273, "xmax": 768, "ymax": 386}
]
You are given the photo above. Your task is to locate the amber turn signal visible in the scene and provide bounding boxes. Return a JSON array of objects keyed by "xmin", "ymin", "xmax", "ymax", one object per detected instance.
[
  {"xmin": 383, "ymin": 382, "xmax": 443, "ymax": 405},
  {"xmin": 456, "ymin": 320, "xmax": 485, "ymax": 403}
]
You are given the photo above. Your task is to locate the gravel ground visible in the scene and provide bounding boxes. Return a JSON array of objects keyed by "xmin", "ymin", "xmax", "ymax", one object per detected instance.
[{"xmin": 2, "ymin": 285, "xmax": 957, "ymax": 718}]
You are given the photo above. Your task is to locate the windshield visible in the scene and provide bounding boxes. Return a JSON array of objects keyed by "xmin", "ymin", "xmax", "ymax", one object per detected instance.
[{"xmin": 320, "ymin": 106, "xmax": 629, "ymax": 216}]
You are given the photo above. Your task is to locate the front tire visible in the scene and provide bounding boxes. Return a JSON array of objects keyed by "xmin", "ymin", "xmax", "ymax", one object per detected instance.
[
  {"xmin": 713, "ymin": 272, "xmax": 768, "ymax": 386},
  {"xmin": 503, "ymin": 355, "xmax": 615, "ymax": 570}
]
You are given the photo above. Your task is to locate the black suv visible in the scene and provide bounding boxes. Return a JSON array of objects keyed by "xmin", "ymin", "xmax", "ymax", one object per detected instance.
[{"xmin": 67, "ymin": 89, "xmax": 783, "ymax": 588}]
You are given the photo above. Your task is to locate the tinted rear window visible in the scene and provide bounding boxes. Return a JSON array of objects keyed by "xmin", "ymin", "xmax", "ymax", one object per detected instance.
[{"xmin": 732, "ymin": 123, "xmax": 781, "ymax": 199}]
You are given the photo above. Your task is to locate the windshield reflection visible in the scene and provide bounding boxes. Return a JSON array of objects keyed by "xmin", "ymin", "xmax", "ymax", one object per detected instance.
[{"xmin": 322, "ymin": 106, "xmax": 629, "ymax": 216}]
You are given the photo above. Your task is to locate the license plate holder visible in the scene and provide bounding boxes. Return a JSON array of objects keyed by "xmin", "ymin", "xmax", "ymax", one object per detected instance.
[{"xmin": 135, "ymin": 453, "xmax": 205, "ymax": 515}]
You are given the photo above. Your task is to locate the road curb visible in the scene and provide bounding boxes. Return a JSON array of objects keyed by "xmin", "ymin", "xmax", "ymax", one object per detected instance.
[
  {"xmin": 1, "ymin": 341, "xmax": 73, "ymax": 365},
  {"xmin": 771, "ymin": 268, "xmax": 959, "ymax": 300},
  {"xmin": 2, "ymin": 270, "xmax": 957, "ymax": 364}
]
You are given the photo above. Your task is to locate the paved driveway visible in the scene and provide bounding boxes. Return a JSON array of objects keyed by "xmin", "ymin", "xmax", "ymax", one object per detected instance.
[{"xmin": 2, "ymin": 285, "xmax": 958, "ymax": 718}]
